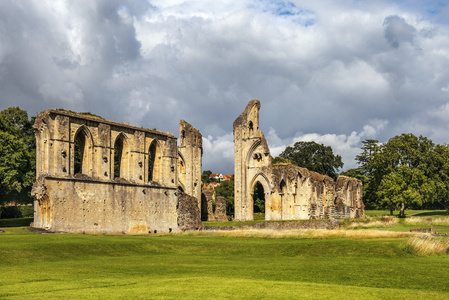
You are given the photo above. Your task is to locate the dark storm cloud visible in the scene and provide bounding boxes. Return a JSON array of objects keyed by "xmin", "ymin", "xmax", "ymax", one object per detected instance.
[
  {"xmin": 1, "ymin": 0, "xmax": 449, "ymax": 174},
  {"xmin": 383, "ymin": 15, "xmax": 416, "ymax": 48}
]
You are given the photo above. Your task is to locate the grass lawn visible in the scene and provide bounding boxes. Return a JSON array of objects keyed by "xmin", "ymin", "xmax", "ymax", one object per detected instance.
[
  {"xmin": 1, "ymin": 224, "xmax": 449, "ymax": 299},
  {"xmin": 364, "ymin": 209, "xmax": 447, "ymax": 217}
]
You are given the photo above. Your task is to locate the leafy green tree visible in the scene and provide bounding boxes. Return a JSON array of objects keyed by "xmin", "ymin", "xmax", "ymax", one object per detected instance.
[
  {"xmin": 276, "ymin": 141, "xmax": 343, "ymax": 180},
  {"xmin": 201, "ymin": 170, "xmax": 213, "ymax": 183},
  {"xmin": 0, "ymin": 107, "xmax": 35, "ymax": 206},
  {"xmin": 352, "ymin": 134, "xmax": 438, "ymax": 215},
  {"xmin": 427, "ymin": 144, "xmax": 449, "ymax": 214},
  {"xmin": 215, "ymin": 176, "xmax": 234, "ymax": 216}
]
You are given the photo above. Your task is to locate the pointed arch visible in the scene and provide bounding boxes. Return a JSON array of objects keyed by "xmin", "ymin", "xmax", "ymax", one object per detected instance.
[
  {"xmin": 113, "ymin": 132, "xmax": 129, "ymax": 179},
  {"xmin": 249, "ymin": 172, "xmax": 272, "ymax": 219},
  {"xmin": 148, "ymin": 139, "xmax": 162, "ymax": 182},
  {"xmin": 249, "ymin": 172, "xmax": 271, "ymax": 192},
  {"xmin": 73, "ymin": 125, "xmax": 94, "ymax": 176},
  {"xmin": 246, "ymin": 140, "xmax": 261, "ymax": 164}
]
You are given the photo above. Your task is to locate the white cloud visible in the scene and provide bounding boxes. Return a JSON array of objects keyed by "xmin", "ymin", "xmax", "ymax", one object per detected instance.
[
  {"xmin": 202, "ymin": 133, "xmax": 234, "ymax": 174},
  {"xmin": 267, "ymin": 119, "xmax": 388, "ymax": 170},
  {"xmin": 0, "ymin": 0, "xmax": 449, "ymax": 174}
]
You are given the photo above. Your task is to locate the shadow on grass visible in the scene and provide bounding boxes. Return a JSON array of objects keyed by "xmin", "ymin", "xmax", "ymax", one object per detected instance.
[
  {"xmin": 0, "ymin": 217, "xmax": 33, "ymax": 227},
  {"xmin": 410, "ymin": 211, "xmax": 447, "ymax": 217}
]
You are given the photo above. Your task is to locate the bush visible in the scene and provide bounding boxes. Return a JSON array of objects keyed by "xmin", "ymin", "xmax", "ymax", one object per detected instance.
[{"xmin": 1, "ymin": 206, "xmax": 23, "ymax": 219}]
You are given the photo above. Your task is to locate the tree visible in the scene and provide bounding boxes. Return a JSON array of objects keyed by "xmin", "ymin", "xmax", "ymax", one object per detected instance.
[
  {"xmin": 352, "ymin": 134, "xmax": 437, "ymax": 215},
  {"xmin": 427, "ymin": 144, "xmax": 449, "ymax": 214},
  {"xmin": 215, "ymin": 176, "xmax": 234, "ymax": 216},
  {"xmin": 276, "ymin": 141, "xmax": 343, "ymax": 180},
  {"xmin": 201, "ymin": 170, "xmax": 213, "ymax": 184},
  {"xmin": 0, "ymin": 107, "xmax": 35, "ymax": 206}
]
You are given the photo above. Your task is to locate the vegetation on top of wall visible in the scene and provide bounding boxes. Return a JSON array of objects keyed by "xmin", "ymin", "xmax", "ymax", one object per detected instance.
[{"xmin": 53, "ymin": 108, "xmax": 105, "ymax": 120}]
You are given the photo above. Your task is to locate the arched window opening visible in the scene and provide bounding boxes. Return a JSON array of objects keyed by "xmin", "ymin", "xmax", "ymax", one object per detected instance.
[
  {"xmin": 74, "ymin": 135, "xmax": 83, "ymax": 174},
  {"xmin": 74, "ymin": 129, "xmax": 90, "ymax": 175},
  {"xmin": 280, "ymin": 180, "xmax": 286, "ymax": 194},
  {"xmin": 253, "ymin": 181, "xmax": 265, "ymax": 215},
  {"xmin": 114, "ymin": 137, "xmax": 123, "ymax": 179},
  {"xmin": 248, "ymin": 121, "xmax": 254, "ymax": 133},
  {"xmin": 148, "ymin": 140, "xmax": 160, "ymax": 182}
]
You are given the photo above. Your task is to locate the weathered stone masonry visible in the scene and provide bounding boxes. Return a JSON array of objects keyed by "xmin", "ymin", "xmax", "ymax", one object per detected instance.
[
  {"xmin": 233, "ymin": 100, "xmax": 364, "ymax": 221},
  {"xmin": 32, "ymin": 110, "xmax": 202, "ymax": 234}
]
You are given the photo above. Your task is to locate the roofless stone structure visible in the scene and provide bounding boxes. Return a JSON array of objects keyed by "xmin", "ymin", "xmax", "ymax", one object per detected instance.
[
  {"xmin": 31, "ymin": 110, "xmax": 202, "ymax": 234},
  {"xmin": 233, "ymin": 100, "xmax": 364, "ymax": 221},
  {"xmin": 31, "ymin": 100, "xmax": 363, "ymax": 234}
]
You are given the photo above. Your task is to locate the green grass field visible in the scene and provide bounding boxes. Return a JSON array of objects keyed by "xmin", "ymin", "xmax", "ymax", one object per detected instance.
[{"xmin": 1, "ymin": 218, "xmax": 449, "ymax": 299}]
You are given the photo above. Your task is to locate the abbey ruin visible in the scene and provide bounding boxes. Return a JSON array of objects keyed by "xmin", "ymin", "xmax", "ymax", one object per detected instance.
[
  {"xmin": 32, "ymin": 100, "xmax": 363, "ymax": 234},
  {"xmin": 234, "ymin": 100, "xmax": 364, "ymax": 221},
  {"xmin": 32, "ymin": 110, "xmax": 202, "ymax": 234}
]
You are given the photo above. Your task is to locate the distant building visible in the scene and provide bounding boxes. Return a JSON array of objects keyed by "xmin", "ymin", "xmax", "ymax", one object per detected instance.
[
  {"xmin": 222, "ymin": 174, "xmax": 233, "ymax": 181},
  {"xmin": 209, "ymin": 173, "xmax": 223, "ymax": 181},
  {"xmin": 202, "ymin": 182, "xmax": 220, "ymax": 190}
]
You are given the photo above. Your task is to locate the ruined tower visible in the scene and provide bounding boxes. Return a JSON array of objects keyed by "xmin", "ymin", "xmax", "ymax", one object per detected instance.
[
  {"xmin": 233, "ymin": 100, "xmax": 273, "ymax": 221},
  {"xmin": 178, "ymin": 120, "xmax": 203, "ymax": 207}
]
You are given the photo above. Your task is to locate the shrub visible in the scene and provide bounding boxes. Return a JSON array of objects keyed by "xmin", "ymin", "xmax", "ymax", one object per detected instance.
[{"xmin": 1, "ymin": 206, "xmax": 23, "ymax": 219}]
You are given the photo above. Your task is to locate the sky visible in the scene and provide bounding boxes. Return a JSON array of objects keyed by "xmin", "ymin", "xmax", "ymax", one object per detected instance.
[{"xmin": 1, "ymin": 0, "xmax": 449, "ymax": 175}]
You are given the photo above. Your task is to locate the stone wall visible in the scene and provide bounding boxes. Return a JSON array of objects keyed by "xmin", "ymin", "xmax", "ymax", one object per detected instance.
[
  {"xmin": 32, "ymin": 110, "xmax": 202, "ymax": 234},
  {"xmin": 178, "ymin": 120, "xmax": 203, "ymax": 205},
  {"xmin": 200, "ymin": 190, "xmax": 227, "ymax": 221},
  {"xmin": 177, "ymin": 193, "xmax": 203, "ymax": 231}
]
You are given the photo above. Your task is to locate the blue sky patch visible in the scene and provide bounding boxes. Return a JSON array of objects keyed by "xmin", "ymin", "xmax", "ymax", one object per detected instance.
[{"xmin": 250, "ymin": 0, "xmax": 316, "ymax": 26}]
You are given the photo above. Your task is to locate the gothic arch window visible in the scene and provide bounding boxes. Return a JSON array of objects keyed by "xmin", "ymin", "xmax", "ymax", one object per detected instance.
[
  {"xmin": 74, "ymin": 126, "xmax": 92, "ymax": 175},
  {"xmin": 148, "ymin": 140, "xmax": 161, "ymax": 182},
  {"xmin": 280, "ymin": 180, "xmax": 286, "ymax": 195},
  {"xmin": 113, "ymin": 135, "xmax": 124, "ymax": 179}
]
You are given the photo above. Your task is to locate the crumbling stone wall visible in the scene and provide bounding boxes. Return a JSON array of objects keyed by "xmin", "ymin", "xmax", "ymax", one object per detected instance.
[
  {"xmin": 200, "ymin": 190, "xmax": 227, "ymax": 221},
  {"xmin": 177, "ymin": 193, "xmax": 202, "ymax": 231},
  {"xmin": 178, "ymin": 120, "xmax": 202, "ymax": 206},
  {"xmin": 233, "ymin": 100, "xmax": 364, "ymax": 221},
  {"xmin": 201, "ymin": 189, "xmax": 214, "ymax": 221},
  {"xmin": 32, "ymin": 110, "xmax": 202, "ymax": 234}
]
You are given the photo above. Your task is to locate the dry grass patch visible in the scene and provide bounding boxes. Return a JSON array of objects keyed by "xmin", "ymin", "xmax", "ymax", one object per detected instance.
[
  {"xmin": 345, "ymin": 216, "xmax": 399, "ymax": 229},
  {"xmin": 407, "ymin": 236, "xmax": 449, "ymax": 255},
  {"xmin": 194, "ymin": 228, "xmax": 414, "ymax": 239},
  {"xmin": 404, "ymin": 216, "xmax": 449, "ymax": 226}
]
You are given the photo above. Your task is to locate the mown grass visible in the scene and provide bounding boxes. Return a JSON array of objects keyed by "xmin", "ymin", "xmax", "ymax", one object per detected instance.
[
  {"xmin": 1, "ymin": 225, "xmax": 449, "ymax": 299},
  {"xmin": 364, "ymin": 209, "xmax": 447, "ymax": 217}
]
